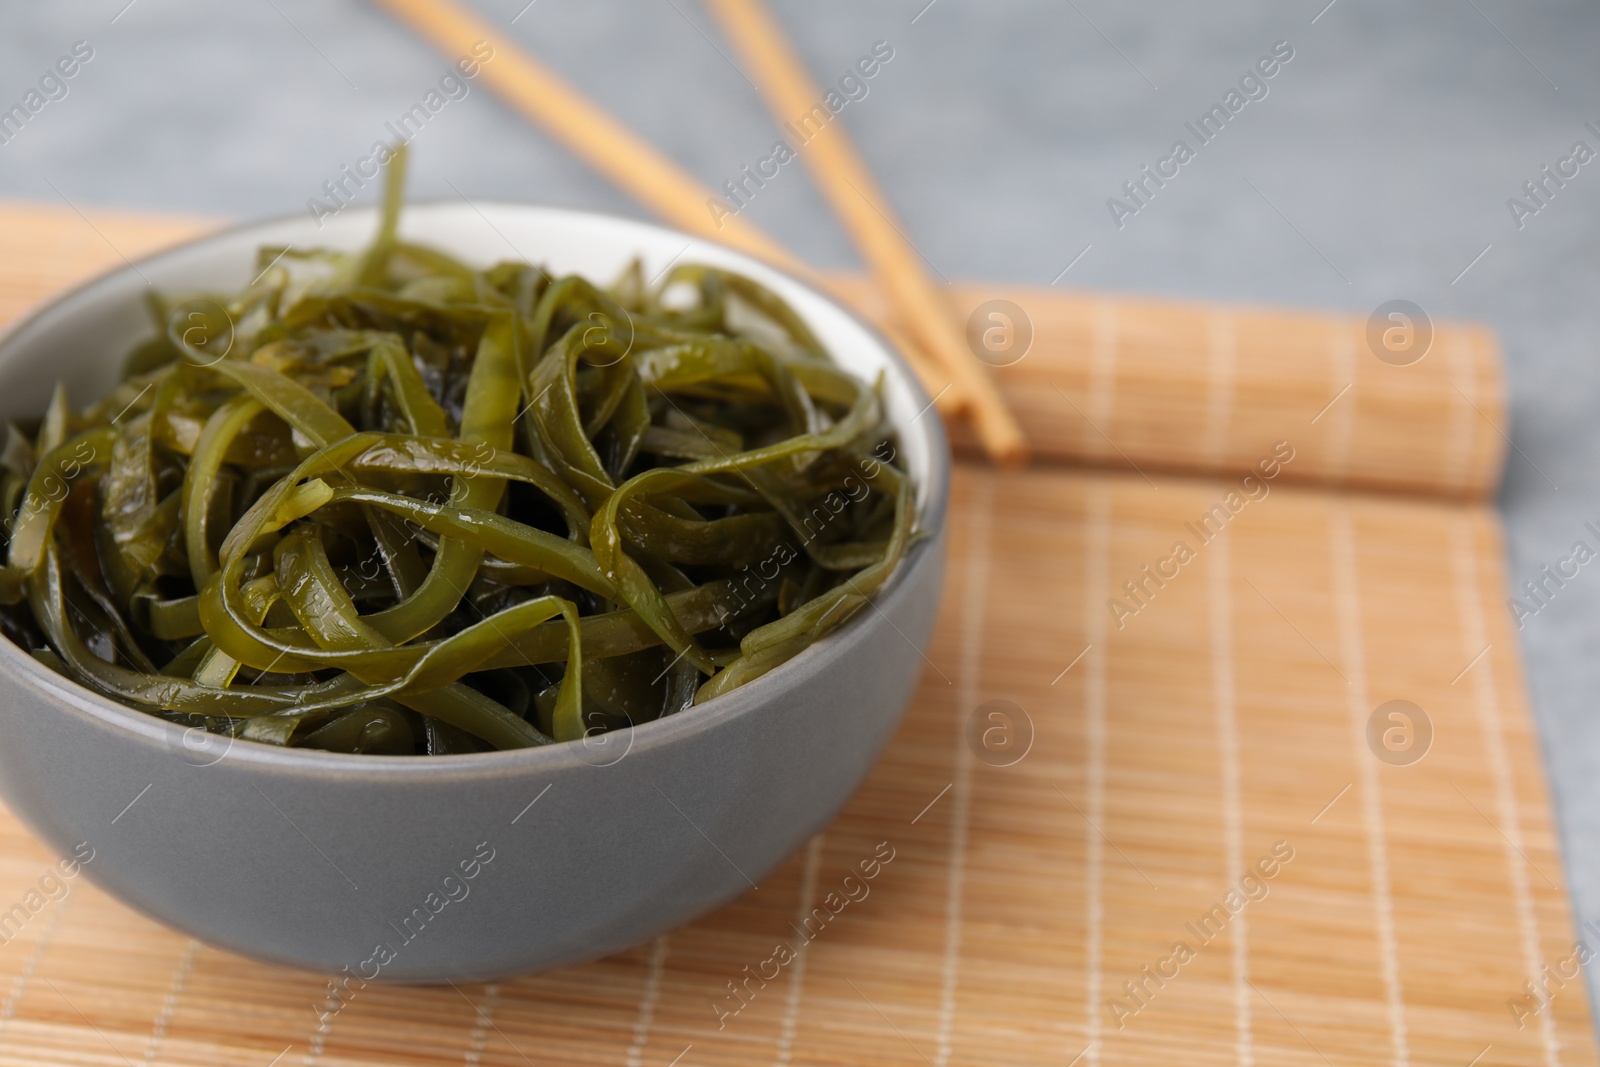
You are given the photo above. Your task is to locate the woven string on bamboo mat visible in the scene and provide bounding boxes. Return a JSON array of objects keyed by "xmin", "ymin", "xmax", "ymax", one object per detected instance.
[{"xmin": 0, "ymin": 204, "xmax": 1587, "ymax": 1067}]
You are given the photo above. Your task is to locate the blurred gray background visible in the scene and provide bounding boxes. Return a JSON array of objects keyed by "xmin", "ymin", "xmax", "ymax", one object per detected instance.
[{"xmin": 2, "ymin": 0, "xmax": 1599, "ymax": 1024}]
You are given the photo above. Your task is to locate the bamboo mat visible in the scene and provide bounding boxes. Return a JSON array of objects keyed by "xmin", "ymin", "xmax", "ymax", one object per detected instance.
[{"xmin": 0, "ymin": 203, "xmax": 1588, "ymax": 1067}]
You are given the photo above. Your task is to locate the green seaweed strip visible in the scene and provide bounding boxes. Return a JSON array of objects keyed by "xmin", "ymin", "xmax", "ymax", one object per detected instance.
[{"xmin": 0, "ymin": 143, "xmax": 916, "ymax": 754}]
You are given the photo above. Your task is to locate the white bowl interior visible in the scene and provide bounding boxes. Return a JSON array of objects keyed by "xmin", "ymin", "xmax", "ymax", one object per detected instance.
[{"xmin": 0, "ymin": 203, "xmax": 936, "ymax": 508}]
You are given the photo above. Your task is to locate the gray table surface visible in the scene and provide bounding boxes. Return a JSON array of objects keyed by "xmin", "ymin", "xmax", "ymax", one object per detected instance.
[{"xmin": 2, "ymin": 0, "xmax": 1598, "ymax": 1025}]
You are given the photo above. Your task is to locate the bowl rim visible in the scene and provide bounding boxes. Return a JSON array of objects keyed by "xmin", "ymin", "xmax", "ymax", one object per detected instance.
[{"xmin": 0, "ymin": 200, "xmax": 952, "ymax": 778}]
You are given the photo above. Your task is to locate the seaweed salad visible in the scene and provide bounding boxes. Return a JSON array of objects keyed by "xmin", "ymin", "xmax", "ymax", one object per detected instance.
[{"xmin": 0, "ymin": 148, "xmax": 914, "ymax": 755}]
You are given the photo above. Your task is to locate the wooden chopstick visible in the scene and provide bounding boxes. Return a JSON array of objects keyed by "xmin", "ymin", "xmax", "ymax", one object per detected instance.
[
  {"xmin": 367, "ymin": 0, "xmax": 963, "ymax": 415},
  {"xmin": 701, "ymin": 0, "xmax": 1029, "ymax": 465}
]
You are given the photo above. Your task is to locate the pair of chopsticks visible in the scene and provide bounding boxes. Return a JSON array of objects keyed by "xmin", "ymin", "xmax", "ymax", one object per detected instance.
[{"xmin": 371, "ymin": 0, "xmax": 1027, "ymax": 465}]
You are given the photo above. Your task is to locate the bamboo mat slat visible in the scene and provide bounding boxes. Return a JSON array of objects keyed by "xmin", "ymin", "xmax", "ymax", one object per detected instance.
[{"xmin": 0, "ymin": 203, "xmax": 1585, "ymax": 1067}]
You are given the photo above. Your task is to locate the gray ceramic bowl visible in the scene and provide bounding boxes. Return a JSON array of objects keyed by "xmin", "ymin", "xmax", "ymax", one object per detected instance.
[{"xmin": 0, "ymin": 203, "xmax": 948, "ymax": 981}]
